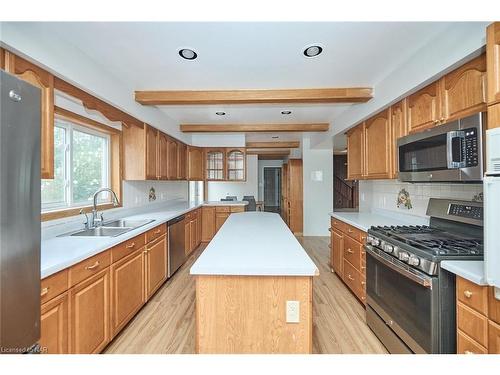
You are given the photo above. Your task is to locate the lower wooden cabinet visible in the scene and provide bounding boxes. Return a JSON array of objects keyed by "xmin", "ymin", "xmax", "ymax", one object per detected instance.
[
  {"xmin": 40, "ymin": 292, "xmax": 69, "ymax": 354},
  {"xmin": 110, "ymin": 249, "xmax": 146, "ymax": 336},
  {"xmin": 458, "ymin": 330, "xmax": 488, "ymax": 354},
  {"xmin": 215, "ymin": 210, "xmax": 230, "ymax": 232},
  {"xmin": 201, "ymin": 206, "xmax": 216, "ymax": 242},
  {"xmin": 69, "ymin": 268, "xmax": 111, "ymax": 354},
  {"xmin": 329, "ymin": 217, "xmax": 366, "ymax": 305},
  {"xmin": 146, "ymin": 234, "xmax": 167, "ymax": 299}
]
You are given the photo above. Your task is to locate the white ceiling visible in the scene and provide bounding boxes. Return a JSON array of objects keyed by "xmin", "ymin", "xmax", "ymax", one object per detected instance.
[{"xmin": 36, "ymin": 22, "xmax": 457, "ymax": 138}]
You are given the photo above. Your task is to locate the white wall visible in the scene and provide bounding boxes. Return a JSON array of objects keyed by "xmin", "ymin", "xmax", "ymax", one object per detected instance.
[
  {"xmin": 359, "ymin": 180, "xmax": 483, "ymax": 218},
  {"xmin": 122, "ymin": 180, "xmax": 188, "ymax": 208},
  {"xmin": 207, "ymin": 155, "xmax": 258, "ymax": 201},
  {"xmin": 302, "ymin": 135, "xmax": 333, "ymax": 236},
  {"xmin": 257, "ymin": 160, "xmax": 283, "ymax": 201}
]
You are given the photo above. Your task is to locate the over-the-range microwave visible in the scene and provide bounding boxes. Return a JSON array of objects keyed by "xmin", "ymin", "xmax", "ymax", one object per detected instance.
[{"xmin": 397, "ymin": 112, "xmax": 485, "ymax": 183}]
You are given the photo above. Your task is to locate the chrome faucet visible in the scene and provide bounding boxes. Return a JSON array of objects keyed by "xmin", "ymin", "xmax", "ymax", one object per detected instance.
[{"xmin": 89, "ymin": 188, "xmax": 120, "ymax": 228}]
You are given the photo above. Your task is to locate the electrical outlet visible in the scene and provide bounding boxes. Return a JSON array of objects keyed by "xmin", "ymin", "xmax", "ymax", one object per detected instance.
[{"xmin": 286, "ymin": 300, "xmax": 300, "ymax": 323}]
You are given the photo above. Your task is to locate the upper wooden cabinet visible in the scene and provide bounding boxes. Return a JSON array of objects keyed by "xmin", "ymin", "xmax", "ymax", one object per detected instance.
[
  {"xmin": 157, "ymin": 131, "xmax": 169, "ymax": 180},
  {"xmin": 441, "ymin": 54, "xmax": 487, "ymax": 121},
  {"xmin": 364, "ymin": 108, "xmax": 392, "ymax": 179},
  {"xmin": 177, "ymin": 142, "xmax": 187, "ymax": 180},
  {"xmin": 390, "ymin": 99, "xmax": 408, "ymax": 178},
  {"xmin": 487, "ymin": 22, "xmax": 500, "ymax": 105},
  {"xmin": 346, "ymin": 125, "xmax": 364, "ymax": 180},
  {"xmin": 167, "ymin": 137, "xmax": 178, "ymax": 180},
  {"xmin": 226, "ymin": 148, "xmax": 246, "ymax": 181},
  {"xmin": 145, "ymin": 125, "xmax": 158, "ymax": 180},
  {"xmin": 206, "ymin": 148, "xmax": 226, "ymax": 180},
  {"xmin": 407, "ymin": 80, "xmax": 442, "ymax": 133},
  {"xmin": 187, "ymin": 146, "xmax": 204, "ymax": 180},
  {"xmin": 0, "ymin": 47, "xmax": 5, "ymax": 69},
  {"xmin": 4, "ymin": 51, "xmax": 54, "ymax": 179}
]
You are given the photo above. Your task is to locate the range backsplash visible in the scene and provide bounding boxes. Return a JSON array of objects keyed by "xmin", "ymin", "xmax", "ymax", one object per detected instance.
[
  {"xmin": 359, "ymin": 180, "xmax": 483, "ymax": 218},
  {"xmin": 122, "ymin": 180, "xmax": 188, "ymax": 208}
]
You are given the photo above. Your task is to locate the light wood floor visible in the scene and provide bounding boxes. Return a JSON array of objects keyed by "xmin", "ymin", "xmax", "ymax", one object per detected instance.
[{"xmin": 104, "ymin": 236, "xmax": 387, "ymax": 354}]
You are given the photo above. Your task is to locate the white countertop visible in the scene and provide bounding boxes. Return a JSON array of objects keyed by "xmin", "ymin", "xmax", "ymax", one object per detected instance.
[
  {"xmin": 41, "ymin": 200, "xmax": 248, "ymax": 279},
  {"xmin": 329, "ymin": 210, "xmax": 429, "ymax": 232},
  {"xmin": 441, "ymin": 260, "xmax": 487, "ymax": 285},
  {"xmin": 190, "ymin": 212, "xmax": 319, "ymax": 277}
]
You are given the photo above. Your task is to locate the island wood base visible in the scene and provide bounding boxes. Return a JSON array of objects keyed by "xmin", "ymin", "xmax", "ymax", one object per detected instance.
[{"xmin": 195, "ymin": 275, "xmax": 313, "ymax": 354}]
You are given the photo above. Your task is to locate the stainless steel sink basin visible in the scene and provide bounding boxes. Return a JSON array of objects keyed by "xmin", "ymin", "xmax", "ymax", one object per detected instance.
[
  {"xmin": 102, "ymin": 219, "xmax": 155, "ymax": 229},
  {"xmin": 69, "ymin": 227, "xmax": 133, "ymax": 237}
]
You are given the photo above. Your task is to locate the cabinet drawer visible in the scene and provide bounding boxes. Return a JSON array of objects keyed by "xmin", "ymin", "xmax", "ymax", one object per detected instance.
[
  {"xmin": 457, "ymin": 330, "xmax": 487, "ymax": 354},
  {"xmin": 457, "ymin": 302, "xmax": 489, "ymax": 347},
  {"xmin": 111, "ymin": 233, "xmax": 146, "ymax": 263},
  {"xmin": 146, "ymin": 224, "xmax": 166, "ymax": 243},
  {"xmin": 489, "ymin": 287, "xmax": 500, "ymax": 325},
  {"xmin": 489, "ymin": 320, "xmax": 500, "ymax": 354},
  {"xmin": 331, "ymin": 218, "xmax": 346, "ymax": 232},
  {"xmin": 41, "ymin": 269, "xmax": 69, "ymax": 304},
  {"xmin": 231, "ymin": 206, "xmax": 245, "ymax": 213},
  {"xmin": 69, "ymin": 251, "xmax": 111, "ymax": 288},
  {"xmin": 344, "ymin": 224, "xmax": 366, "ymax": 243},
  {"xmin": 343, "ymin": 236, "xmax": 362, "ymax": 270},
  {"xmin": 457, "ymin": 277, "xmax": 489, "ymax": 315},
  {"xmin": 343, "ymin": 259, "xmax": 363, "ymax": 301},
  {"xmin": 216, "ymin": 206, "xmax": 230, "ymax": 213}
]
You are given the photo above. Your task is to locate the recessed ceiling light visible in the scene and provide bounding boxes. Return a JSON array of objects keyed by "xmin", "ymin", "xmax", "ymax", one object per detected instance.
[
  {"xmin": 303, "ymin": 45, "xmax": 323, "ymax": 58},
  {"xmin": 281, "ymin": 110, "xmax": 292, "ymax": 115},
  {"xmin": 215, "ymin": 111, "xmax": 226, "ymax": 116},
  {"xmin": 179, "ymin": 48, "xmax": 197, "ymax": 60},
  {"xmin": 272, "ymin": 136, "xmax": 279, "ymax": 139}
]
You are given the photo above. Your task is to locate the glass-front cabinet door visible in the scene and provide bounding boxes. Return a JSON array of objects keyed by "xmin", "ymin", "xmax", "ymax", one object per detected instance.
[
  {"xmin": 226, "ymin": 148, "xmax": 246, "ymax": 181},
  {"xmin": 206, "ymin": 149, "xmax": 225, "ymax": 180}
]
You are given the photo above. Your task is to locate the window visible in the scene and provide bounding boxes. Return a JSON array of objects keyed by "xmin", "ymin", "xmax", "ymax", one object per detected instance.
[
  {"xmin": 189, "ymin": 181, "xmax": 204, "ymax": 202},
  {"xmin": 41, "ymin": 118, "xmax": 111, "ymax": 212}
]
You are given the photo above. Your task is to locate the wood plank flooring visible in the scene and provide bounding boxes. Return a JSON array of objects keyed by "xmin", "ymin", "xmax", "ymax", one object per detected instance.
[{"xmin": 104, "ymin": 236, "xmax": 387, "ymax": 354}]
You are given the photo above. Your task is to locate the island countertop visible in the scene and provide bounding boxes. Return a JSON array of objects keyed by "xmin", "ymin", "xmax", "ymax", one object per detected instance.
[{"xmin": 190, "ymin": 212, "xmax": 319, "ymax": 277}]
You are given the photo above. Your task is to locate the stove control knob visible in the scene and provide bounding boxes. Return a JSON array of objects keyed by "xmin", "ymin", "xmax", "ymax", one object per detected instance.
[
  {"xmin": 369, "ymin": 237, "xmax": 380, "ymax": 246},
  {"xmin": 383, "ymin": 244, "xmax": 394, "ymax": 253},
  {"xmin": 408, "ymin": 255, "xmax": 420, "ymax": 266},
  {"xmin": 398, "ymin": 252, "xmax": 410, "ymax": 262}
]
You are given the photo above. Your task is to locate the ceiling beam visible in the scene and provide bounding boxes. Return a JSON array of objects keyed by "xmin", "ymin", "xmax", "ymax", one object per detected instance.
[
  {"xmin": 245, "ymin": 141, "xmax": 300, "ymax": 149},
  {"xmin": 247, "ymin": 149, "xmax": 290, "ymax": 156},
  {"xmin": 135, "ymin": 88, "xmax": 373, "ymax": 105},
  {"xmin": 180, "ymin": 123, "xmax": 329, "ymax": 133}
]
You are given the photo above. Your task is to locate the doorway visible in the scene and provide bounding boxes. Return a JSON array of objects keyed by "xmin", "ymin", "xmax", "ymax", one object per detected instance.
[
  {"xmin": 263, "ymin": 167, "xmax": 281, "ymax": 214},
  {"xmin": 333, "ymin": 154, "xmax": 359, "ymax": 210}
]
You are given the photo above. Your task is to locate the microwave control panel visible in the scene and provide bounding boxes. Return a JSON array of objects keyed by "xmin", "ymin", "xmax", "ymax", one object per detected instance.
[{"xmin": 464, "ymin": 128, "xmax": 479, "ymax": 167}]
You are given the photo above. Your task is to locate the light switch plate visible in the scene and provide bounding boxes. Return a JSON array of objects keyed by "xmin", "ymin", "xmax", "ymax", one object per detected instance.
[{"xmin": 286, "ymin": 300, "xmax": 300, "ymax": 323}]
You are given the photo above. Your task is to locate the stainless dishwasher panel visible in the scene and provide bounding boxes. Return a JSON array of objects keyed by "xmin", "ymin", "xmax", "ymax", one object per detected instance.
[{"xmin": 167, "ymin": 215, "xmax": 186, "ymax": 278}]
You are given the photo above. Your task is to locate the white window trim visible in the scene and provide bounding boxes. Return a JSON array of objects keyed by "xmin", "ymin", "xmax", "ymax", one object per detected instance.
[{"xmin": 42, "ymin": 118, "xmax": 111, "ymax": 212}]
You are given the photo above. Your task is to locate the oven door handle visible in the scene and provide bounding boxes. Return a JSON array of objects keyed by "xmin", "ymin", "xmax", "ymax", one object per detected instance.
[{"xmin": 365, "ymin": 245, "xmax": 433, "ymax": 289}]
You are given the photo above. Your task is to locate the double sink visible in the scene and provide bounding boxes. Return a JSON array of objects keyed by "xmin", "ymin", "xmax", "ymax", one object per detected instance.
[{"xmin": 68, "ymin": 219, "xmax": 155, "ymax": 237}]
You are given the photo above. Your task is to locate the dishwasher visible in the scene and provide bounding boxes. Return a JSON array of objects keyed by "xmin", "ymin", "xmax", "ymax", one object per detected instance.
[{"xmin": 167, "ymin": 215, "xmax": 186, "ymax": 278}]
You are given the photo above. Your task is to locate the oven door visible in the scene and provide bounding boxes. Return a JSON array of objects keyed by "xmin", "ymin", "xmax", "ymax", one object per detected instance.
[{"xmin": 366, "ymin": 246, "xmax": 438, "ymax": 353}]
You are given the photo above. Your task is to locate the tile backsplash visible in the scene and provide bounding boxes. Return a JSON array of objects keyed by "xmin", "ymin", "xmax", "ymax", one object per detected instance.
[
  {"xmin": 122, "ymin": 180, "xmax": 188, "ymax": 208},
  {"xmin": 359, "ymin": 180, "xmax": 483, "ymax": 218}
]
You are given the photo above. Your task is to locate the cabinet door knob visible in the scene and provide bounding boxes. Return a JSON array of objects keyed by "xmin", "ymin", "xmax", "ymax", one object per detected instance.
[
  {"xmin": 85, "ymin": 261, "xmax": 100, "ymax": 270},
  {"xmin": 463, "ymin": 290, "xmax": 473, "ymax": 298},
  {"xmin": 155, "ymin": 229, "xmax": 161, "ymax": 234},
  {"xmin": 464, "ymin": 350, "xmax": 474, "ymax": 355},
  {"xmin": 348, "ymin": 275, "xmax": 355, "ymax": 281},
  {"xmin": 126, "ymin": 242, "xmax": 136, "ymax": 249},
  {"xmin": 347, "ymin": 248, "xmax": 354, "ymax": 254},
  {"xmin": 40, "ymin": 287, "xmax": 50, "ymax": 297}
]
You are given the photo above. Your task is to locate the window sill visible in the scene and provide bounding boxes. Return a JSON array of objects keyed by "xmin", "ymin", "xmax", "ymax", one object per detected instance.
[{"xmin": 41, "ymin": 203, "xmax": 121, "ymax": 222}]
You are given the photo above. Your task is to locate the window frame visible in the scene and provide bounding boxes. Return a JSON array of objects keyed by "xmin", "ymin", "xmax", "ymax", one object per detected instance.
[{"xmin": 42, "ymin": 107, "xmax": 123, "ymax": 221}]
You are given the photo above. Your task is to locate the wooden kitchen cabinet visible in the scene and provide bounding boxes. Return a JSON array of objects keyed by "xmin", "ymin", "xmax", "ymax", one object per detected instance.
[
  {"xmin": 4, "ymin": 51, "xmax": 54, "ymax": 179},
  {"xmin": 215, "ymin": 207, "xmax": 230, "ymax": 232},
  {"xmin": 205, "ymin": 148, "xmax": 226, "ymax": 180},
  {"xmin": 364, "ymin": 108, "xmax": 392, "ymax": 179},
  {"xmin": 390, "ymin": 99, "xmax": 408, "ymax": 178},
  {"xmin": 110, "ymin": 248, "xmax": 146, "ymax": 336},
  {"xmin": 226, "ymin": 148, "xmax": 246, "ymax": 181},
  {"xmin": 281, "ymin": 159, "xmax": 303, "ymax": 235},
  {"xmin": 487, "ymin": 22, "xmax": 500, "ymax": 106},
  {"xmin": 157, "ymin": 131, "xmax": 169, "ymax": 180},
  {"xmin": 0, "ymin": 47, "xmax": 4, "ymax": 69},
  {"xmin": 145, "ymin": 234, "xmax": 167, "ymax": 299},
  {"xmin": 167, "ymin": 137, "xmax": 178, "ymax": 180},
  {"xmin": 177, "ymin": 141, "xmax": 187, "ymax": 180},
  {"xmin": 441, "ymin": 54, "xmax": 487, "ymax": 122},
  {"xmin": 69, "ymin": 268, "xmax": 111, "ymax": 354},
  {"xmin": 145, "ymin": 125, "xmax": 158, "ymax": 180},
  {"xmin": 489, "ymin": 288, "xmax": 500, "ymax": 325},
  {"xmin": 187, "ymin": 146, "xmax": 204, "ymax": 180},
  {"xmin": 330, "ymin": 228, "xmax": 343, "ymax": 276},
  {"xmin": 40, "ymin": 292, "xmax": 69, "ymax": 354},
  {"xmin": 346, "ymin": 124, "xmax": 364, "ymax": 180},
  {"xmin": 489, "ymin": 321, "xmax": 500, "ymax": 353},
  {"xmin": 407, "ymin": 80, "xmax": 442, "ymax": 133},
  {"xmin": 201, "ymin": 206, "xmax": 216, "ymax": 242}
]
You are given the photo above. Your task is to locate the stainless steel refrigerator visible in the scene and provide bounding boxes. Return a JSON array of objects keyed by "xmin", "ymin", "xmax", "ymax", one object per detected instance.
[{"xmin": 0, "ymin": 70, "xmax": 41, "ymax": 352}]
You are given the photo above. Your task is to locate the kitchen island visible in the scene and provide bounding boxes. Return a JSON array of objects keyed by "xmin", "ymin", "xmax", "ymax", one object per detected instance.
[{"xmin": 190, "ymin": 212, "xmax": 319, "ymax": 354}]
